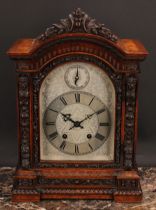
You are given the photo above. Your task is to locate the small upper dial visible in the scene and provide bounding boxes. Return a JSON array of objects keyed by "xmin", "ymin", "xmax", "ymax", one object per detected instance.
[{"xmin": 65, "ymin": 64, "xmax": 90, "ymax": 89}]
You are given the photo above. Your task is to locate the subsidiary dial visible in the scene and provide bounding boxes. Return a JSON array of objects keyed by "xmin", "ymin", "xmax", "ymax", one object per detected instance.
[{"xmin": 65, "ymin": 64, "xmax": 90, "ymax": 89}]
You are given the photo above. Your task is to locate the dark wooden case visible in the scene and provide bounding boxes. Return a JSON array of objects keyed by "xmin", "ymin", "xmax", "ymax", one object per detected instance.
[{"xmin": 7, "ymin": 8, "xmax": 148, "ymax": 203}]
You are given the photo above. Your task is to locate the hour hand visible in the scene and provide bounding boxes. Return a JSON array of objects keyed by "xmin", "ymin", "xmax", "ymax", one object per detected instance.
[
  {"xmin": 60, "ymin": 113, "xmax": 70, "ymax": 121},
  {"xmin": 74, "ymin": 66, "xmax": 79, "ymax": 85},
  {"xmin": 60, "ymin": 113, "xmax": 75, "ymax": 123},
  {"xmin": 68, "ymin": 113, "xmax": 95, "ymax": 130}
]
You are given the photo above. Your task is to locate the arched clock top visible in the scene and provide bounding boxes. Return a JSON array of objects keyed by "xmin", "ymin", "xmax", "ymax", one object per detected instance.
[
  {"xmin": 7, "ymin": 8, "xmax": 148, "ymax": 62},
  {"xmin": 7, "ymin": 35, "xmax": 148, "ymax": 74},
  {"xmin": 7, "ymin": 36, "xmax": 148, "ymax": 60}
]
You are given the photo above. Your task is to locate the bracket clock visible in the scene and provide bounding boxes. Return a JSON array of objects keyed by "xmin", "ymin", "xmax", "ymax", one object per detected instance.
[{"xmin": 7, "ymin": 8, "xmax": 148, "ymax": 203}]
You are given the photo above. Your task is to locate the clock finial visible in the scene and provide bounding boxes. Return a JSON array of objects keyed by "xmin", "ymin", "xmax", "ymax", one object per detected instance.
[{"xmin": 37, "ymin": 8, "xmax": 118, "ymax": 42}]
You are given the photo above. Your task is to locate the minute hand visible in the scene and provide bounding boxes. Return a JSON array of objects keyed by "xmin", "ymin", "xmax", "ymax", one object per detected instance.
[
  {"xmin": 79, "ymin": 108, "xmax": 106, "ymax": 124},
  {"xmin": 79, "ymin": 112, "xmax": 95, "ymax": 124}
]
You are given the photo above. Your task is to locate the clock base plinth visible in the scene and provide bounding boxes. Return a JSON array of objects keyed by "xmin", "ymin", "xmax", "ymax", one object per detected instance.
[
  {"xmin": 12, "ymin": 191, "xmax": 40, "ymax": 202},
  {"xmin": 114, "ymin": 170, "xmax": 142, "ymax": 203},
  {"xmin": 114, "ymin": 194, "xmax": 142, "ymax": 203},
  {"xmin": 12, "ymin": 168, "xmax": 142, "ymax": 203},
  {"xmin": 12, "ymin": 169, "xmax": 40, "ymax": 202}
]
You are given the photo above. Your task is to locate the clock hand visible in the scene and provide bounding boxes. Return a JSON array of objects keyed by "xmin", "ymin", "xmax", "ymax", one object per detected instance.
[
  {"xmin": 60, "ymin": 113, "xmax": 75, "ymax": 124},
  {"xmin": 79, "ymin": 112, "xmax": 95, "ymax": 124},
  {"xmin": 69, "ymin": 123, "xmax": 83, "ymax": 130},
  {"xmin": 61, "ymin": 113, "xmax": 84, "ymax": 130},
  {"xmin": 69, "ymin": 112, "xmax": 96, "ymax": 130},
  {"xmin": 74, "ymin": 66, "xmax": 79, "ymax": 86},
  {"xmin": 81, "ymin": 107, "xmax": 106, "ymax": 123},
  {"xmin": 76, "ymin": 108, "xmax": 105, "ymax": 127}
]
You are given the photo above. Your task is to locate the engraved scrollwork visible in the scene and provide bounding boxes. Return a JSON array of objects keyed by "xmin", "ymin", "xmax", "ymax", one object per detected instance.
[{"xmin": 37, "ymin": 8, "xmax": 118, "ymax": 42}]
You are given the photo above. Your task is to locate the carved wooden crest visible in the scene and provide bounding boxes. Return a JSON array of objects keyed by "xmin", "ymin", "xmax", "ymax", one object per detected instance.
[{"xmin": 37, "ymin": 8, "xmax": 118, "ymax": 42}]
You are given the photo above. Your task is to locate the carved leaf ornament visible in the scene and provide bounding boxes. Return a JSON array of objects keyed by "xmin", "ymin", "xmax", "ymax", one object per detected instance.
[{"xmin": 37, "ymin": 8, "xmax": 118, "ymax": 42}]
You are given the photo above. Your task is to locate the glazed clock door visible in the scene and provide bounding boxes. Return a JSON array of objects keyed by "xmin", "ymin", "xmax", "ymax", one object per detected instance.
[{"xmin": 40, "ymin": 62, "xmax": 115, "ymax": 161}]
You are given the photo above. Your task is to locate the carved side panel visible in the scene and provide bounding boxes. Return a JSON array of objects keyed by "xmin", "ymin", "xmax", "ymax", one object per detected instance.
[
  {"xmin": 32, "ymin": 75, "xmax": 41, "ymax": 166},
  {"xmin": 18, "ymin": 74, "xmax": 30, "ymax": 168},
  {"xmin": 124, "ymin": 75, "xmax": 137, "ymax": 168},
  {"xmin": 110, "ymin": 72, "xmax": 122, "ymax": 164}
]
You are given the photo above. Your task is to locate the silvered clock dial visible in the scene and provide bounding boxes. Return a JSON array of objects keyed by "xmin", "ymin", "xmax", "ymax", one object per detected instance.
[
  {"xmin": 43, "ymin": 91, "xmax": 111, "ymax": 155},
  {"xmin": 40, "ymin": 62, "xmax": 115, "ymax": 161}
]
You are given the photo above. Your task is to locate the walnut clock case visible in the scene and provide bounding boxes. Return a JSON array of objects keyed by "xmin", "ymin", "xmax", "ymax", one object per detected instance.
[{"xmin": 7, "ymin": 8, "xmax": 148, "ymax": 203}]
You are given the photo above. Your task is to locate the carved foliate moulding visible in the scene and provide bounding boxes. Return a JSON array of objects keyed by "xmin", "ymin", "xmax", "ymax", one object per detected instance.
[
  {"xmin": 124, "ymin": 75, "xmax": 137, "ymax": 169},
  {"xmin": 18, "ymin": 74, "xmax": 31, "ymax": 169},
  {"xmin": 37, "ymin": 8, "xmax": 118, "ymax": 42}
]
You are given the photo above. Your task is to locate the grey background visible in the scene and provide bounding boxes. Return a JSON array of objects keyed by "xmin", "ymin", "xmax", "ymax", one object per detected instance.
[{"xmin": 0, "ymin": 0, "xmax": 155, "ymax": 166}]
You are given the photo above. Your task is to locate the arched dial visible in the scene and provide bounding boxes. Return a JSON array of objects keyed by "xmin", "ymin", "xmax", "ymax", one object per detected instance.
[
  {"xmin": 43, "ymin": 91, "xmax": 111, "ymax": 155},
  {"xmin": 65, "ymin": 64, "xmax": 90, "ymax": 89}
]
